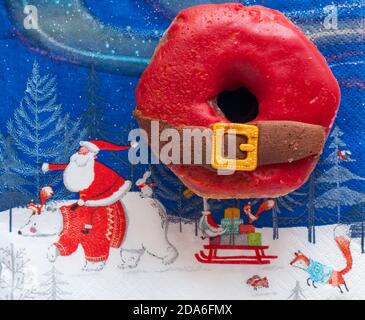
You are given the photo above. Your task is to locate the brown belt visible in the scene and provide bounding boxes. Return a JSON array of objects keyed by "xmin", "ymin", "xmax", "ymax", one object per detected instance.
[{"xmin": 134, "ymin": 110, "xmax": 326, "ymax": 171}]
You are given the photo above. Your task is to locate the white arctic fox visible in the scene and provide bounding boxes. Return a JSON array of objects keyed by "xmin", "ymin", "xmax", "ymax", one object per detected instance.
[{"xmin": 18, "ymin": 172, "xmax": 178, "ymax": 271}]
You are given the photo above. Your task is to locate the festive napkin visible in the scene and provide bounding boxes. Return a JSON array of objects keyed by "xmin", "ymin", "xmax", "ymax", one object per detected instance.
[{"xmin": 0, "ymin": 0, "xmax": 363, "ymax": 300}]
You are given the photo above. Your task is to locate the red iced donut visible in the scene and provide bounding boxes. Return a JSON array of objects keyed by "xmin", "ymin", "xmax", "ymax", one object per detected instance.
[{"xmin": 135, "ymin": 3, "xmax": 340, "ymax": 199}]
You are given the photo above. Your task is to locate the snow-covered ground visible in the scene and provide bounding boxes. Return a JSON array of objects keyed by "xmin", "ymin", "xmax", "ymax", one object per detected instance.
[{"xmin": 0, "ymin": 206, "xmax": 364, "ymax": 300}]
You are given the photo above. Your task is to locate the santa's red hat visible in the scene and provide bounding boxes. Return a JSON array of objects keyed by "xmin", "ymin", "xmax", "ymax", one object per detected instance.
[{"xmin": 79, "ymin": 140, "xmax": 130, "ymax": 153}]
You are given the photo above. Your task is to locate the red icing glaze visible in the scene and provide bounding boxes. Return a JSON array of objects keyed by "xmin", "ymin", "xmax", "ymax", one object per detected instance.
[{"xmin": 135, "ymin": 3, "xmax": 340, "ymax": 199}]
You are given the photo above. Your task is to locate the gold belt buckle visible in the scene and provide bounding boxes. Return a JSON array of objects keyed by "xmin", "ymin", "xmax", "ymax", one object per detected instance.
[{"xmin": 211, "ymin": 123, "xmax": 259, "ymax": 171}]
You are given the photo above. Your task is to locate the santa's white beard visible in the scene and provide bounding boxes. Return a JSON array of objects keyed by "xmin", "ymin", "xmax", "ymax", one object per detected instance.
[{"xmin": 63, "ymin": 152, "xmax": 95, "ymax": 192}]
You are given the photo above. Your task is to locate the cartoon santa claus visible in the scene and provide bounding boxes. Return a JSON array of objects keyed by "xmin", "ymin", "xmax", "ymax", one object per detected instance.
[{"xmin": 42, "ymin": 140, "xmax": 132, "ymax": 271}]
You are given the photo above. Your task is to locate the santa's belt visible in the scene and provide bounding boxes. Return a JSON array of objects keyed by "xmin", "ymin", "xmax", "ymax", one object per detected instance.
[{"xmin": 134, "ymin": 111, "xmax": 326, "ymax": 171}]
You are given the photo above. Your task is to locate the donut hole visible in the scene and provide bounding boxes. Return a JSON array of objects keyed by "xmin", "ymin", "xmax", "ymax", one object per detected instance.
[{"xmin": 217, "ymin": 87, "xmax": 259, "ymax": 123}]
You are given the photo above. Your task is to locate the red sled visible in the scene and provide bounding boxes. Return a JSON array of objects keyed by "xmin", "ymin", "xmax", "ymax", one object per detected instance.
[{"xmin": 194, "ymin": 245, "xmax": 278, "ymax": 265}]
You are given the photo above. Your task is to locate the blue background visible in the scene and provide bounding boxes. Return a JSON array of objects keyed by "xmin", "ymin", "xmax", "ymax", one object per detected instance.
[{"xmin": 0, "ymin": 0, "xmax": 364, "ymax": 235}]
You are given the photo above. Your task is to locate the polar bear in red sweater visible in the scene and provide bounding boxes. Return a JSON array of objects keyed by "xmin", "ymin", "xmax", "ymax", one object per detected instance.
[
  {"xmin": 18, "ymin": 178, "xmax": 178, "ymax": 271},
  {"xmin": 18, "ymin": 140, "xmax": 178, "ymax": 271}
]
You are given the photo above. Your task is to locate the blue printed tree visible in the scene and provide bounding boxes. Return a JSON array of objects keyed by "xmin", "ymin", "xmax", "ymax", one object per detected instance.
[
  {"xmin": 275, "ymin": 171, "xmax": 322, "ymax": 244},
  {"xmin": 314, "ymin": 126, "xmax": 365, "ymax": 223},
  {"xmin": 273, "ymin": 191, "xmax": 307, "ymax": 240},
  {"xmin": 0, "ymin": 134, "xmax": 29, "ymax": 196},
  {"xmin": 80, "ymin": 65, "xmax": 139, "ymax": 183},
  {"xmin": 348, "ymin": 203, "xmax": 365, "ymax": 253},
  {"xmin": 306, "ymin": 174, "xmax": 318, "ymax": 243},
  {"xmin": 56, "ymin": 113, "xmax": 86, "ymax": 163},
  {"xmin": 110, "ymin": 120, "xmax": 141, "ymax": 186},
  {"xmin": 81, "ymin": 64, "xmax": 109, "ymax": 140},
  {"xmin": 0, "ymin": 133, "xmax": 30, "ymax": 231},
  {"xmin": 286, "ymin": 171, "xmax": 323, "ymax": 244},
  {"xmin": 6, "ymin": 60, "xmax": 84, "ymax": 198},
  {"xmin": 250, "ymin": 190, "xmax": 306, "ymax": 240}
]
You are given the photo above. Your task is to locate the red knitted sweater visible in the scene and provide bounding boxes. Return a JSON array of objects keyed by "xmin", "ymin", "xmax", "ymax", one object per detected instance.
[{"xmin": 55, "ymin": 201, "xmax": 126, "ymax": 262}]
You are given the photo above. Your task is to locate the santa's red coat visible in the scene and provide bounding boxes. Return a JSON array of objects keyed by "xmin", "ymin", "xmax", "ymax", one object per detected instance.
[
  {"xmin": 48, "ymin": 161, "xmax": 126, "ymax": 203},
  {"xmin": 47, "ymin": 161, "xmax": 127, "ymax": 261}
]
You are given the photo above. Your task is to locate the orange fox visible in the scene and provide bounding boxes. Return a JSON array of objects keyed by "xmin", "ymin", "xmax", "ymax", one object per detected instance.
[{"xmin": 290, "ymin": 235, "xmax": 352, "ymax": 293}]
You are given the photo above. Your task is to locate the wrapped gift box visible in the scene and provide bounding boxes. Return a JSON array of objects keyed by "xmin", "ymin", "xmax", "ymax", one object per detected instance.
[
  {"xmin": 221, "ymin": 218, "xmax": 243, "ymax": 234},
  {"xmin": 220, "ymin": 234, "xmax": 248, "ymax": 246},
  {"xmin": 209, "ymin": 234, "xmax": 249, "ymax": 246},
  {"xmin": 248, "ymin": 232, "xmax": 262, "ymax": 246},
  {"xmin": 224, "ymin": 207, "xmax": 241, "ymax": 219},
  {"xmin": 239, "ymin": 224, "xmax": 255, "ymax": 234}
]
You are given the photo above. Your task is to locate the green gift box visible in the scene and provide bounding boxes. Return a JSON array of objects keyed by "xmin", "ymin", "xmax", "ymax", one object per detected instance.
[
  {"xmin": 221, "ymin": 218, "xmax": 243, "ymax": 234},
  {"xmin": 247, "ymin": 232, "xmax": 262, "ymax": 246}
]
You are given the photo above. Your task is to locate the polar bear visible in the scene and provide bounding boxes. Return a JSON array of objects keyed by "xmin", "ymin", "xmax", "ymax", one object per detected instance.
[
  {"xmin": 119, "ymin": 192, "xmax": 177, "ymax": 268},
  {"xmin": 18, "ymin": 177, "xmax": 178, "ymax": 271}
]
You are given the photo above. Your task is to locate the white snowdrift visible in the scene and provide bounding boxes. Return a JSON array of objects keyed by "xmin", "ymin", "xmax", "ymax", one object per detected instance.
[{"xmin": 0, "ymin": 203, "xmax": 364, "ymax": 300}]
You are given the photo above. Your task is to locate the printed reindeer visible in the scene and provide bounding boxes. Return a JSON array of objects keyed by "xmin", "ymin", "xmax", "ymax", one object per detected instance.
[{"xmin": 290, "ymin": 228, "xmax": 352, "ymax": 293}]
